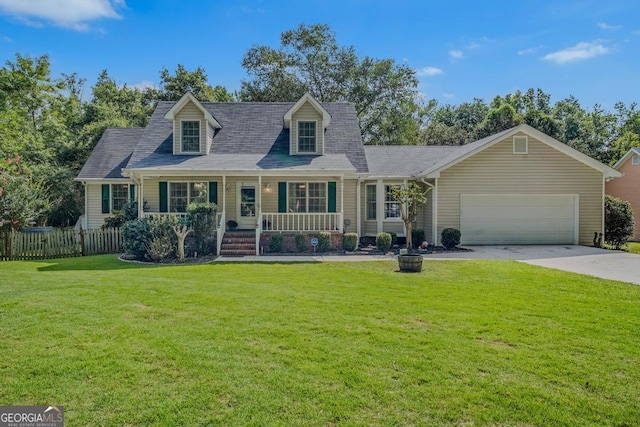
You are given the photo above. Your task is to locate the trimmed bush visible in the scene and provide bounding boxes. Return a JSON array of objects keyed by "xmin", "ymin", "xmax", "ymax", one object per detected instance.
[
  {"xmin": 441, "ymin": 228, "xmax": 461, "ymax": 249},
  {"xmin": 269, "ymin": 233, "xmax": 284, "ymax": 252},
  {"xmin": 295, "ymin": 233, "xmax": 307, "ymax": 252},
  {"xmin": 318, "ymin": 231, "xmax": 332, "ymax": 252},
  {"xmin": 147, "ymin": 235, "xmax": 175, "ymax": 263},
  {"xmin": 412, "ymin": 229, "xmax": 425, "ymax": 248},
  {"xmin": 188, "ymin": 202, "xmax": 217, "ymax": 255},
  {"xmin": 376, "ymin": 232, "xmax": 392, "ymax": 252},
  {"xmin": 343, "ymin": 233, "xmax": 358, "ymax": 252},
  {"xmin": 605, "ymin": 195, "xmax": 634, "ymax": 249},
  {"xmin": 389, "ymin": 232, "xmax": 398, "ymax": 246},
  {"xmin": 122, "ymin": 219, "xmax": 151, "ymax": 259}
]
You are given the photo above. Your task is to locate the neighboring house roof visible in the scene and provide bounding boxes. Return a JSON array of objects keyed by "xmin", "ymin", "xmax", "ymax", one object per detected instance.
[
  {"xmin": 364, "ymin": 145, "xmax": 460, "ymax": 178},
  {"xmin": 77, "ymin": 128, "xmax": 144, "ymax": 179},
  {"xmin": 611, "ymin": 147, "xmax": 640, "ymax": 170},
  {"xmin": 418, "ymin": 124, "xmax": 622, "ymax": 179},
  {"xmin": 126, "ymin": 100, "xmax": 367, "ymax": 174}
]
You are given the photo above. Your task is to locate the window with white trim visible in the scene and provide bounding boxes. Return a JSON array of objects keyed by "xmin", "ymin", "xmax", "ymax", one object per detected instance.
[
  {"xmin": 169, "ymin": 182, "xmax": 208, "ymax": 212},
  {"xmin": 633, "ymin": 155, "xmax": 639, "ymax": 165},
  {"xmin": 298, "ymin": 121, "xmax": 316, "ymax": 153},
  {"xmin": 182, "ymin": 121, "xmax": 200, "ymax": 152},
  {"xmin": 366, "ymin": 184, "xmax": 376, "ymax": 220},
  {"xmin": 288, "ymin": 182, "xmax": 326, "ymax": 213},
  {"xmin": 111, "ymin": 184, "xmax": 129, "ymax": 211},
  {"xmin": 513, "ymin": 135, "xmax": 528, "ymax": 154},
  {"xmin": 385, "ymin": 185, "xmax": 401, "ymax": 219}
]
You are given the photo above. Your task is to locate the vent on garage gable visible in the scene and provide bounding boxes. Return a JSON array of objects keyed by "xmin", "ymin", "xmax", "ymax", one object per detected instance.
[{"xmin": 513, "ymin": 135, "xmax": 528, "ymax": 154}]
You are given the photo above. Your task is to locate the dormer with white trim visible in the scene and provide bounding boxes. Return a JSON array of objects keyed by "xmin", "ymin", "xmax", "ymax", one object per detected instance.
[
  {"xmin": 284, "ymin": 93, "xmax": 331, "ymax": 156},
  {"xmin": 164, "ymin": 92, "xmax": 221, "ymax": 155}
]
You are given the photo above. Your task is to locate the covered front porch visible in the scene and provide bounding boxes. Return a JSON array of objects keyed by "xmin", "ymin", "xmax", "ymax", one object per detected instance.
[{"xmin": 133, "ymin": 174, "xmax": 352, "ymax": 255}]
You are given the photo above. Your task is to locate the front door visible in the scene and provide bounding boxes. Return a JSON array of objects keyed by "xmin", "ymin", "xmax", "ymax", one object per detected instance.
[{"xmin": 237, "ymin": 183, "xmax": 257, "ymax": 229}]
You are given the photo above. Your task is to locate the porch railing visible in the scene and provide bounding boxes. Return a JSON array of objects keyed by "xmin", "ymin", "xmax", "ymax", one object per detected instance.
[
  {"xmin": 142, "ymin": 212, "xmax": 223, "ymax": 226},
  {"xmin": 216, "ymin": 211, "xmax": 225, "ymax": 255},
  {"xmin": 261, "ymin": 213, "xmax": 343, "ymax": 232}
]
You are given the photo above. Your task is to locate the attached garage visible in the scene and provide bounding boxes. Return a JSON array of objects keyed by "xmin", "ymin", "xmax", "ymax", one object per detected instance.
[{"xmin": 460, "ymin": 194, "xmax": 579, "ymax": 245}]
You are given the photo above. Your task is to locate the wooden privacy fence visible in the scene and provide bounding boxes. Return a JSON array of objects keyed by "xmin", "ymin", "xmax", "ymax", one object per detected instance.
[{"xmin": 0, "ymin": 227, "xmax": 123, "ymax": 261}]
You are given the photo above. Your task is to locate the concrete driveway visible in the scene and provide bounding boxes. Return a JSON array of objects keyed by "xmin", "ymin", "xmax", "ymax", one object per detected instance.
[{"xmin": 428, "ymin": 245, "xmax": 640, "ymax": 285}]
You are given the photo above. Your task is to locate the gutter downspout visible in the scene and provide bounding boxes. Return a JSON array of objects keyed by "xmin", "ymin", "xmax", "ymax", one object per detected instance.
[{"xmin": 420, "ymin": 178, "xmax": 436, "ymax": 245}]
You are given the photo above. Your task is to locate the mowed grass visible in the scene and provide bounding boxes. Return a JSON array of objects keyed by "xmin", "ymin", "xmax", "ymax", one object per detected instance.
[
  {"xmin": 626, "ymin": 241, "xmax": 640, "ymax": 254},
  {"xmin": 1, "ymin": 256, "xmax": 639, "ymax": 426}
]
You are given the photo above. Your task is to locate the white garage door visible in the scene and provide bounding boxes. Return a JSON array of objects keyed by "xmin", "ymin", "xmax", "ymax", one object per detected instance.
[{"xmin": 460, "ymin": 194, "xmax": 578, "ymax": 245}]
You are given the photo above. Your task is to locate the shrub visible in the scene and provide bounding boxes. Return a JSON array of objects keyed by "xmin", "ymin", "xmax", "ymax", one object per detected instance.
[
  {"xmin": 295, "ymin": 233, "xmax": 307, "ymax": 252},
  {"xmin": 102, "ymin": 200, "xmax": 148, "ymax": 229},
  {"xmin": 147, "ymin": 235, "xmax": 175, "ymax": 263},
  {"xmin": 148, "ymin": 216, "xmax": 178, "ymax": 260},
  {"xmin": 441, "ymin": 228, "xmax": 461, "ymax": 249},
  {"xmin": 103, "ymin": 211, "xmax": 125, "ymax": 229},
  {"xmin": 389, "ymin": 232, "xmax": 398, "ymax": 246},
  {"xmin": 343, "ymin": 233, "xmax": 358, "ymax": 252},
  {"xmin": 412, "ymin": 229, "xmax": 425, "ymax": 248},
  {"xmin": 318, "ymin": 231, "xmax": 332, "ymax": 252},
  {"xmin": 270, "ymin": 233, "xmax": 283, "ymax": 252},
  {"xmin": 122, "ymin": 219, "xmax": 151, "ymax": 259},
  {"xmin": 605, "ymin": 195, "xmax": 634, "ymax": 249},
  {"xmin": 376, "ymin": 232, "xmax": 392, "ymax": 252},
  {"xmin": 188, "ymin": 202, "xmax": 217, "ymax": 255}
]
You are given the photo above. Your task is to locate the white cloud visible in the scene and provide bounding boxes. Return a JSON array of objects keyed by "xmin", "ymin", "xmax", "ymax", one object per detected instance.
[
  {"xmin": 597, "ymin": 22, "xmax": 621, "ymax": 30},
  {"xmin": 466, "ymin": 42, "xmax": 481, "ymax": 50},
  {"xmin": 542, "ymin": 41, "xmax": 610, "ymax": 64},
  {"xmin": 0, "ymin": 0, "xmax": 125, "ymax": 31},
  {"xmin": 633, "ymin": 30, "xmax": 640, "ymax": 35},
  {"xmin": 518, "ymin": 45, "xmax": 543, "ymax": 55},
  {"xmin": 449, "ymin": 50, "xmax": 464, "ymax": 59},
  {"xmin": 416, "ymin": 66, "xmax": 443, "ymax": 77},
  {"xmin": 130, "ymin": 80, "xmax": 155, "ymax": 91},
  {"xmin": 2, "ymin": 35, "xmax": 11, "ymax": 42},
  {"xmin": 442, "ymin": 93, "xmax": 455, "ymax": 100}
]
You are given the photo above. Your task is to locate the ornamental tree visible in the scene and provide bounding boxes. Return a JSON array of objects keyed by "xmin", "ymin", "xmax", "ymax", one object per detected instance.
[{"xmin": 390, "ymin": 182, "xmax": 429, "ymax": 250}]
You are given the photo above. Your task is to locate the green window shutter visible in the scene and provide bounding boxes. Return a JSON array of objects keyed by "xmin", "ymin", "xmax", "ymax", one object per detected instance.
[
  {"xmin": 209, "ymin": 182, "xmax": 218, "ymax": 204},
  {"xmin": 129, "ymin": 184, "xmax": 135, "ymax": 201},
  {"xmin": 159, "ymin": 182, "xmax": 168, "ymax": 213},
  {"xmin": 278, "ymin": 182, "xmax": 287, "ymax": 213},
  {"xmin": 101, "ymin": 184, "xmax": 110, "ymax": 214},
  {"xmin": 328, "ymin": 181, "xmax": 337, "ymax": 213}
]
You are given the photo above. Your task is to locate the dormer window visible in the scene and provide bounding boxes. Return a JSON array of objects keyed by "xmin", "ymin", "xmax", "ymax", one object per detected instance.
[
  {"xmin": 298, "ymin": 121, "xmax": 317, "ymax": 153},
  {"xmin": 182, "ymin": 121, "xmax": 200, "ymax": 153}
]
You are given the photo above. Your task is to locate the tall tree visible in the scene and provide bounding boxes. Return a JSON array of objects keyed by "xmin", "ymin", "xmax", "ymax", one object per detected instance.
[
  {"xmin": 159, "ymin": 65, "xmax": 234, "ymax": 102},
  {"xmin": 240, "ymin": 23, "xmax": 423, "ymax": 144}
]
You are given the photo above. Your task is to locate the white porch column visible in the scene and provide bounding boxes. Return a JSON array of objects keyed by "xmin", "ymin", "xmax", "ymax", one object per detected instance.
[
  {"xmin": 339, "ymin": 176, "xmax": 344, "ymax": 233},
  {"xmin": 356, "ymin": 178, "xmax": 362, "ymax": 237},
  {"xmin": 432, "ymin": 178, "xmax": 438, "ymax": 246},
  {"xmin": 376, "ymin": 179, "xmax": 384, "ymax": 234},
  {"xmin": 222, "ymin": 175, "xmax": 227, "ymax": 218},
  {"xmin": 402, "ymin": 179, "xmax": 408, "ymax": 237},
  {"xmin": 256, "ymin": 175, "xmax": 262, "ymax": 255},
  {"xmin": 138, "ymin": 175, "xmax": 144, "ymax": 218}
]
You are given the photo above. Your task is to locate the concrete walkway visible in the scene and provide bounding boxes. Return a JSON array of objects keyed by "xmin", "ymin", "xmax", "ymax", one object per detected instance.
[{"xmin": 214, "ymin": 245, "xmax": 640, "ymax": 285}]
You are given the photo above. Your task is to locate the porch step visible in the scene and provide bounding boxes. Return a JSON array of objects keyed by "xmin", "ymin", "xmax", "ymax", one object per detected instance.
[{"xmin": 219, "ymin": 231, "xmax": 256, "ymax": 256}]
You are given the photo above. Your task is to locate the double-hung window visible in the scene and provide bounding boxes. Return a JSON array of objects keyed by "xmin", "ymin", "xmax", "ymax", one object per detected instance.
[
  {"xmin": 182, "ymin": 121, "xmax": 200, "ymax": 153},
  {"xmin": 366, "ymin": 184, "xmax": 376, "ymax": 220},
  {"xmin": 297, "ymin": 121, "xmax": 316, "ymax": 153},
  {"xmin": 111, "ymin": 184, "xmax": 129, "ymax": 211},
  {"xmin": 169, "ymin": 182, "xmax": 208, "ymax": 212},
  {"xmin": 384, "ymin": 185, "xmax": 401, "ymax": 219},
  {"xmin": 288, "ymin": 182, "xmax": 326, "ymax": 213}
]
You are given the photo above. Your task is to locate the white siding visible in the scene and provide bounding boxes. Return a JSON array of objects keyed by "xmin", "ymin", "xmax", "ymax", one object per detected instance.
[{"xmin": 174, "ymin": 101, "xmax": 205, "ymax": 155}]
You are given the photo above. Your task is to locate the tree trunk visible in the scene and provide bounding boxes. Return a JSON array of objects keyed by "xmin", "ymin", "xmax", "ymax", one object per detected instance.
[
  {"xmin": 173, "ymin": 224, "xmax": 189, "ymax": 261},
  {"xmin": 406, "ymin": 221, "xmax": 413, "ymax": 250}
]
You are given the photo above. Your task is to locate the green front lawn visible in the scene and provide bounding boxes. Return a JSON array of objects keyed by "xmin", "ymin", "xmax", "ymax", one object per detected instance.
[{"xmin": 1, "ymin": 256, "xmax": 639, "ymax": 426}]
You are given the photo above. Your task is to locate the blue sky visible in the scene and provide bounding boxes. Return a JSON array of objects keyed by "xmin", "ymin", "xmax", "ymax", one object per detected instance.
[{"xmin": 0, "ymin": 0, "xmax": 638, "ymax": 110}]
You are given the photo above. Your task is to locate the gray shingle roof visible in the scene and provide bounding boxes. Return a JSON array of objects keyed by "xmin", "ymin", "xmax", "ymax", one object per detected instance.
[
  {"xmin": 364, "ymin": 145, "xmax": 461, "ymax": 177},
  {"xmin": 77, "ymin": 128, "xmax": 143, "ymax": 179},
  {"xmin": 126, "ymin": 101, "xmax": 368, "ymax": 174}
]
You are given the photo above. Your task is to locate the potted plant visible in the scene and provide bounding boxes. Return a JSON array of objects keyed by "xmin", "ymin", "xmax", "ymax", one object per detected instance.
[
  {"xmin": 226, "ymin": 220, "xmax": 238, "ymax": 231},
  {"xmin": 390, "ymin": 182, "xmax": 430, "ymax": 272}
]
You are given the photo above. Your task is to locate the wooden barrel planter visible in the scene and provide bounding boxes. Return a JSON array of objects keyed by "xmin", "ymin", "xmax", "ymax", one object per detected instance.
[{"xmin": 398, "ymin": 254, "xmax": 423, "ymax": 273}]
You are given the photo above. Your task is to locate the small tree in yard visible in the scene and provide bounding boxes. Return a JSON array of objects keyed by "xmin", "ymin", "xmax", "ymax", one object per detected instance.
[
  {"xmin": 390, "ymin": 182, "xmax": 429, "ymax": 251},
  {"xmin": 605, "ymin": 195, "xmax": 634, "ymax": 249}
]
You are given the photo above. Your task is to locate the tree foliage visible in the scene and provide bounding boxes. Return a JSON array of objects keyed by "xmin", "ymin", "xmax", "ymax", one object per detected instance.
[
  {"xmin": 390, "ymin": 182, "xmax": 428, "ymax": 250},
  {"xmin": 240, "ymin": 23, "xmax": 424, "ymax": 145}
]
